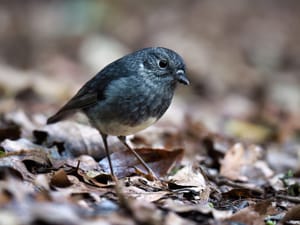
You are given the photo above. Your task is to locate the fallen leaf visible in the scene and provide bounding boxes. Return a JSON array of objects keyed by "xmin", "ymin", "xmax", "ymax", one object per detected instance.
[
  {"xmin": 281, "ymin": 204, "xmax": 300, "ymax": 223},
  {"xmin": 1, "ymin": 138, "xmax": 58, "ymax": 161},
  {"xmin": 0, "ymin": 157, "xmax": 34, "ymax": 181},
  {"xmin": 222, "ymin": 188, "xmax": 263, "ymax": 200},
  {"xmin": 160, "ymin": 201, "xmax": 216, "ymax": 224},
  {"xmin": 168, "ymin": 165, "xmax": 206, "ymax": 186},
  {"xmin": 132, "ymin": 124, "xmax": 184, "ymax": 150},
  {"xmin": 224, "ymin": 200, "xmax": 278, "ymax": 225},
  {"xmin": 99, "ymin": 148, "xmax": 184, "ymax": 178},
  {"xmin": 168, "ymin": 165, "xmax": 209, "ymax": 202},
  {"xmin": 124, "ymin": 186, "xmax": 169, "ymax": 202},
  {"xmin": 0, "ymin": 166, "xmax": 23, "ymax": 181},
  {"xmin": 0, "ymin": 139, "xmax": 54, "ymax": 180},
  {"xmin": 64, "ymin": 155, "xmax": 103, "ymax": 173},
  {"xmin": 79, "ymin": 170, "xmax": 114, "ymax": 187},
  {"xmin": 0, "ymin": 120, "xmax": 21, "ymax": 142},
  {"xmin": 165, "ymin": 212, "xmax": 197, "ymax": 225},
  {"xmin": 50, "ymin": 168, "xmax": 72, "ymax": 188},
  {"xmin": 220, "ymin": 143, "xmax": 264, "ymax": 182},
  {"xmin": 220, "ymin": 143, "xmax": 247, "ymax": 181},
  {"xmin": 120, "ymin": 176, "xmax": 168, "ymax": 202},
  {"xmin": 116, "ymin": 184, "xmax": 165, "ymax": 225},
  {"xmin": 224, "ymin": 119, "xmax": 274, "ymax": 143},
  {"xmin": 34, "ymin": 121, "xmax": 126, "ymax": 160}
]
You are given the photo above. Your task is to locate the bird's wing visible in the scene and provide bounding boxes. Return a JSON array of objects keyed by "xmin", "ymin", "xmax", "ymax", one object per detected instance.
[
  {"xmin": 47, "ymin": 84, "xmax": 98, "ymax": 124},
  {"xmin": 47, "ymin": 60, "xmax": 131, "ymax": 124}
]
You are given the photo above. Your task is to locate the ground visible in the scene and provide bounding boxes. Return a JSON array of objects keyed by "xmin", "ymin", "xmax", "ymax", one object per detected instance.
[{"xmin": 0, "ymin": 1, "xmax": 300, "ymax": 225}]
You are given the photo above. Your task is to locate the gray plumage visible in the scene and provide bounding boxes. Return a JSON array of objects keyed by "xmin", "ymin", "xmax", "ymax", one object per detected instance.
[{"xmin": 47, "ymin": 47, "xmax": 189, "ymax": 178}]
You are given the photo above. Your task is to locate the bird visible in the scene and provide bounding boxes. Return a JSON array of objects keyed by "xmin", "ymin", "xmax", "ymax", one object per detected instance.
[{"xmin": 47, "ymin": 47, "xmax": 189, "ymax": 180}]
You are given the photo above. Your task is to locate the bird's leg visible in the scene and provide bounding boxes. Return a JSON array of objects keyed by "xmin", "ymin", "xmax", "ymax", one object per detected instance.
[
  {"xmin": 100, "ymin": 133, "xmax": 117, "ymax": 181},
  {"xmin": 118, "ymin": 136, "xmax": 157, "ymax": 180}
]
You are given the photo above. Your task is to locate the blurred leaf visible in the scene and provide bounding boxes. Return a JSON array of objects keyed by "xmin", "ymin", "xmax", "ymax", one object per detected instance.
[
  {"xmin": 168, "ymin": 166, "xmax": 209, "ymax": 202},
  {"xmin": 222, "ymin": 188, "xmax": 262, "ymax": 200},
  {"xmin": 224, "ymin": 200, "xmax": 279, "ymax": 225},
  {"xmin": 219, "ymin": 143, "xmax": 271, "ymax": 183},
  {"xmin": 0, "ymin": 121, "xmax": 21, "ymax": 142},
  {"xmin": 50, "ymin": 169, "xmax": 72, "ymax": 188},
  {"xmin": 224, "ymin": 119, "xmax": 274, "ymax": 143},
  {"xmin": 220, "ymin": 143, "xmax": 247, "ymax": 181},
  {"xmin": 281, "ymin": 204, "xmax": 300, "ymax": 223},
  {"xmin": 35, "ymin": 122, "xmax": 126, "ymax": 160}
]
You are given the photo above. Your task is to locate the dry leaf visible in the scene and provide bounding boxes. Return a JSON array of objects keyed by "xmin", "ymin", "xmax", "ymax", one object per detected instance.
[
  {"xmin": 281, "ymin": 204, "xmax": 300, "ymax": 223},
  {"xmin": 224, "ymin": 119, "xmax": 274, "ymax": 143},
  {"xmin": 99, "ymin": 148, "xmax": 184, "ymax": 178},
  {"xmin": 220, "ymin": 143, "xmax": 247, "ymax": 181},
  {"xmin": 0, "ymin": 120, "xmax": 21, "ymax": 142},
  {"xmin": 50, "ymin": 169, "xmax": 72, "ymax": 188},
  {"xmin": 165, "ymin": 212, "xmax": 197, "ymax": 225},
  {"xmin": 34, "ymin": 121, "xmax": 127, "ymax": 160},
  {"xmin": 0, "ymin": 156, "xmax": 34, "ymax": 181},
  {"xmin": 220, "ymin": 143, "xmax": 265, "ymax": 182},
  {"xmin": 168, "ymin": 165, "xmax": 209, "ymax": 202},
  {"xmin": 224, "ymin": 200, "xmax": 278, "ymax": 225}
]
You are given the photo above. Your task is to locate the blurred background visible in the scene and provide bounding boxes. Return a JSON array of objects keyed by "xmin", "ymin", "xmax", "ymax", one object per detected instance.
[{"xmin": 0, "ymin": 0, "xmax": 299, "ymax": 149}]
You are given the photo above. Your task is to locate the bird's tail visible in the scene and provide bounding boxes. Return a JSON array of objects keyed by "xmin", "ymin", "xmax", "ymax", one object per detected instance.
[{"xmin": 47, "ymin": 110, "xmax": 75, "ymax": 124}]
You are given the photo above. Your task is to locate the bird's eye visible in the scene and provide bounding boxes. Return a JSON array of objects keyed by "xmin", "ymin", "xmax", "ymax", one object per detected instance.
[{"xmin": 158, "ymin": 59, "xmax": 168, "ymax": 68}]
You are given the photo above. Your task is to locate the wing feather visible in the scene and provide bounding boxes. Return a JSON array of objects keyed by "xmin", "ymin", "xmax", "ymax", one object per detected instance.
[{"xmin": 47, "ymin": 57, "xmax": 131, "ymax": 124}]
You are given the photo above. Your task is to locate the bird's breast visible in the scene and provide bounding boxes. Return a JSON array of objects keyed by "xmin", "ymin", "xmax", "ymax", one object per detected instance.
[
  {"xmin": 85, "ymin": 76, "xmax": 174, "ymax": 136},
  {"xmin": 93, "ymin": 116, "xmax": 158, "ymax": 136}
]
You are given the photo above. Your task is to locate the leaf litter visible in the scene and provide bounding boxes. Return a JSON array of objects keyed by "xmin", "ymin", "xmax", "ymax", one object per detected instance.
[
  {"xmin": 1, "ymin": 104, "xmax": 299, "ymax": 225},
  {"xmin": 1, "ymin": 4, "xmax": 300, "ymax": 223},
  {"xmin": 0, "ymin": 72, "xmax": 299, "ymax": 225}
]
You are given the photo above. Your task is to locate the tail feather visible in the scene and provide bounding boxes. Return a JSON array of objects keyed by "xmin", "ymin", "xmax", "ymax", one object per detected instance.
[
  {"xmin": 47, "ymin": 110, "xmax": 75, "ymax": 124},
  {"xmin": 46, "ymin": 86, "xmax": 97, "ymax": 125}
]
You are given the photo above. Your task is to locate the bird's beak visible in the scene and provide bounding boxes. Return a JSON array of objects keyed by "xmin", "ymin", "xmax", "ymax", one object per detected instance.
[{"xmin": 176, "ymin": 69, "xmax": 190, "ymax": 85}]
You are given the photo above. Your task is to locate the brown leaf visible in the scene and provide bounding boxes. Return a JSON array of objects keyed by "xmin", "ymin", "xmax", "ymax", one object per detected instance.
[
  {"xmin": 78, "ymin": 169, "xmax": 114, "ymax": 187},
  {"xmin": 50, "ymin": 168, "xmax": 72, "ymax": 188},
  {"xmin": 220, "ymin": 143, "xmax": 266, "ymax": 182},
  {"xmin": 220, "ymin": 143, "xmax": 247, "ymax": 181},
  {"xmin": 0, "ymin": 119, "xmax": 21, "ymax": 142},
  {"xmin": 222, "ymin": 188, "xmax": 263, "ymax": 200},
  {"xmin": 34, "ymin": 121, "xmax": 126, "ymax": 160},
  {"xmin": 165, "ymin": 212, "xmax": 197, "ymax": 225},
  {"xmin": 116, "ymin": 184, "xmax": 165, "ymax": 225},
  {"xmin": 99, "ymin": 148, "xmax": 184, "ymax": 178},
  {"xmin": 0, "ymin": 139, "xmax": 53, "ymax": 174},
  {"xmin": 224, "ymin": 200, "xmax": 278, "ymax": 225},
  {"xmin": 0, "ymin": 188, "xmax": 13, "ymax": 206},
  {"xmin": 132, "ymin": 124, "xmax": 184, "ymax": 150},
  {"xmin": 281, "ymin": 204, "xmax": 300, "ymax": 223}
]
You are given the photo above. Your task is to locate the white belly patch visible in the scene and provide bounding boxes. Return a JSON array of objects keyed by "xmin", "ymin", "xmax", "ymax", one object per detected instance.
[{"xmin": 95, "ymin": 117, "xmax": 157, "ymax": 136}]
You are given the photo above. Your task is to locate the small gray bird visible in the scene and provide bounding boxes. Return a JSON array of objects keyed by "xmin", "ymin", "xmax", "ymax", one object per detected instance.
[{"xmin": 47, "ymin": 47, "xmax": 189, "ymax": 179}]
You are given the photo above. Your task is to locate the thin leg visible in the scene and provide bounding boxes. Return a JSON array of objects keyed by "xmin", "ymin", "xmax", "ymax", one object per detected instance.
[
  {"xmin": 101, "ymin": 133, "xmax": 115, "ymax": 178},
  {"xmin": 118, "ymin": 136, "xmax": 157, "ymax": 179}
]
